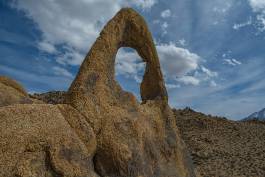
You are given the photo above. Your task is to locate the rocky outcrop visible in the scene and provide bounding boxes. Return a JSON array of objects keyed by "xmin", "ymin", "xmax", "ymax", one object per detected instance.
[
  {"xmin": 0, "ymin": 76, "xmax": 40, "ymax": 107},
  {"xmin": 0, "ymin": 76, "xmax": 27, "ymax": 96},
  {"xmin": 174, "ymin": 108, "xmax": 265, "ymax": 177},
  {"xmin": 66, "ymin": 8, "xmax": 195, "ymax": 177},
  {"xmin": 0, "ymin": 8, "xmax": 195, "ymax": 177}
]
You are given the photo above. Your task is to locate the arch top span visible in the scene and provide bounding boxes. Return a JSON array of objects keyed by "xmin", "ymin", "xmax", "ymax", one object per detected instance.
[{"xmin": 69, "ymin": 8, "xmax": 168, "ymax": 102}]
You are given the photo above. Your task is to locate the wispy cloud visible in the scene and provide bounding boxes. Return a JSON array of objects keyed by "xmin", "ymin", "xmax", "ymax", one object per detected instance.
[
  {"xmin": 176, "ymin": 76, "xmax": 200, "ymax": 86},
  {"xmin": 248, "ymin": 0, "xmax": 265, "ymax": 32},
  {"xmin": 52, "ymin": 66, "xmax": 73, "ymax": 78},
  {"xmin": 161, "ymin": 9, "xmax": 171, "ymax": 18},
  {"xmin": 115, "ymin": 48, "xmax": 145, "ymax": 82},
  {"xmin": 233, "ymin": 17, "xmax": 252, "ymax": 30},
  {"xmin": 9, "ymin": 0, "xmax": 156, "ymax": 67},
  {"xmin": 224, "ymin": 58, "xmax": 242, "ymax": 66}
]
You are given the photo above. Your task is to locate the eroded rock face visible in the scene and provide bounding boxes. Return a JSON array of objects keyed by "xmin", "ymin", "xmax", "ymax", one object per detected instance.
[
  {"xmin": 67, "ymin": 8, "xmax": 195, "ymax": 177},
  {"xmin": 0, "ymin": 8, "xmax": 195, "ymax": 177}
]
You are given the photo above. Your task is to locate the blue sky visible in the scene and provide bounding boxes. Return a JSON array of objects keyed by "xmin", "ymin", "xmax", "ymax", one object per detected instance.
[{"xmin": 1, "ymin": 0, "xmax": 265, "ymax": 120}]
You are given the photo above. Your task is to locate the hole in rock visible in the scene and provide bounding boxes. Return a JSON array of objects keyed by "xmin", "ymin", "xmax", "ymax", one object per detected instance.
[{"xmin": 115, "ymin": 47, "xmax": 146, "ymax": 101}]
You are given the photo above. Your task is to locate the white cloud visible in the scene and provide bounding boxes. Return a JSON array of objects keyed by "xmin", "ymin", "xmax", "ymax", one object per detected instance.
[
  {"xmin": 232, "ymin": 59, "xmax": 242, "ymax": 65},
  {"xmin": 224, "ymin": 58, "xmax": 242, "ymax": 66},
  {"xmin": 38, "ymin": 41, "xmax": 57, "ymax": 54},
  {"xmin": 10, "ymin": 0, "xmax": 156, "ymax": 66},
  {"xmin": 165, "ymin": 83, "xmax": 180, "ymax": 89},
  {"xmin": 233, "ymin": 18, "xmax": 252, "ymax": 30},
  {"xmin": 129, "ymin": 0, "xmax": 157, "ymax": 9},
  {"xmin": 178, "ymin": 39, "xmax": 187, "ymax": 46},
  {"xmin": 256, "ymin": 14, "xmax": 265, "ymax": 31},
  {"xmin": 161, "ymin": 9, "xmax": 171, "ymax": 18},
  {"xmin": 210, "ymin": 80, "xmax": 217, "ymax": 87},
  {"xmin": 176, "ymin": 76, "xmax": 200, "ymax": 86},
  {"xmin": 201, "ymin": 66, "xmax": 218, "ymax": 78},
  {"xmin": 161, "ymin": 22, "xmax": 169, "ymax": 34},
  {"xmin": 153, "ymin": 20, "xmax": 170, "ymax": 35},
  {"xmin": 248, "ymin": 0, "xmax": 265, "ymax": 32},
  {"xmin": 56, "ymin": 47, "xmax": 84, "ymax": 65},
  {"xmin": 156, "ymin": 43, "xmax": 200, "ymax": 78},
  {"xmin": 115, "ymin": 48, "xmax": 145, "ymax": 82},
  {"xmin": 53, "ymin": 66, "xmax": 73, "ymax": 78},
  {"xmin": 248, "ymin": 0, "xmax": 265, "ymax": 12},
  {"xmin": 155, "ymin": 43, "xmax": 218, "ymax": 87}
]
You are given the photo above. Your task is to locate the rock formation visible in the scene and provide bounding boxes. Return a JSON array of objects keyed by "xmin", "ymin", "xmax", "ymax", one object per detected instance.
[
  {"xmin": 66, "ymin": 8, "xmax": 194, "ymax": 177},
  {"xmin": 0, "ymin": 76, "xmax": 40, "ymax": 106},
  {"xmin": 0, "ymin": 8, "xmax": 195, "ymax": 177}
]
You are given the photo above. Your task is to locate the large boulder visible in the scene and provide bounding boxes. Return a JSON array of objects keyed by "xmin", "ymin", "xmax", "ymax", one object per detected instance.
[{"xmin": 0, "ymin": 104, "xmax": 97, "ymax": 177}]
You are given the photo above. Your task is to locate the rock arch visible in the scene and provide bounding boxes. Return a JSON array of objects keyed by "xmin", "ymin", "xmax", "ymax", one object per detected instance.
[
  {"xmin": 66, "ymin": 8, "xmax": 195, "ymax": 177},
  {"xmin": 68, "ymin": 8, "xmax": 167, "ymax": 103}
]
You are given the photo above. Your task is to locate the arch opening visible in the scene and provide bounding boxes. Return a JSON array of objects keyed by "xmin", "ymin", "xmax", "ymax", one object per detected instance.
[
  {"xmin": 115, "ymin": 47, "xmax": 146, "ymax": 101},
  {"xmin": 68, "ymin": 8, "xmax": 168, "ymax": 103}
]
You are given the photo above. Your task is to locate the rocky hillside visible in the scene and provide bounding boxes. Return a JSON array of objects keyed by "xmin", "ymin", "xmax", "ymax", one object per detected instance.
[
  {"xmin": 30, "ymin": 91, "xmax": 66, "ymax": 104},
  {"xmin": 174, "ymin": 108, "xmax": 265, "ymax": 177}
]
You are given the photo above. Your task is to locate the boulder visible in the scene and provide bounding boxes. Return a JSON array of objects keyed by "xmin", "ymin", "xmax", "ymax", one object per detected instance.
[{"xmin": 0, "ymin": 104, "xmax": 97, "ymax": 177}]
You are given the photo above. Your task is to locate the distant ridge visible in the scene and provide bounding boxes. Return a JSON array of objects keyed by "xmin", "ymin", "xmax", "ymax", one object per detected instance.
[{"xmin": 242, "ymin": 108, "xmax": 265, "ymax": 121}]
